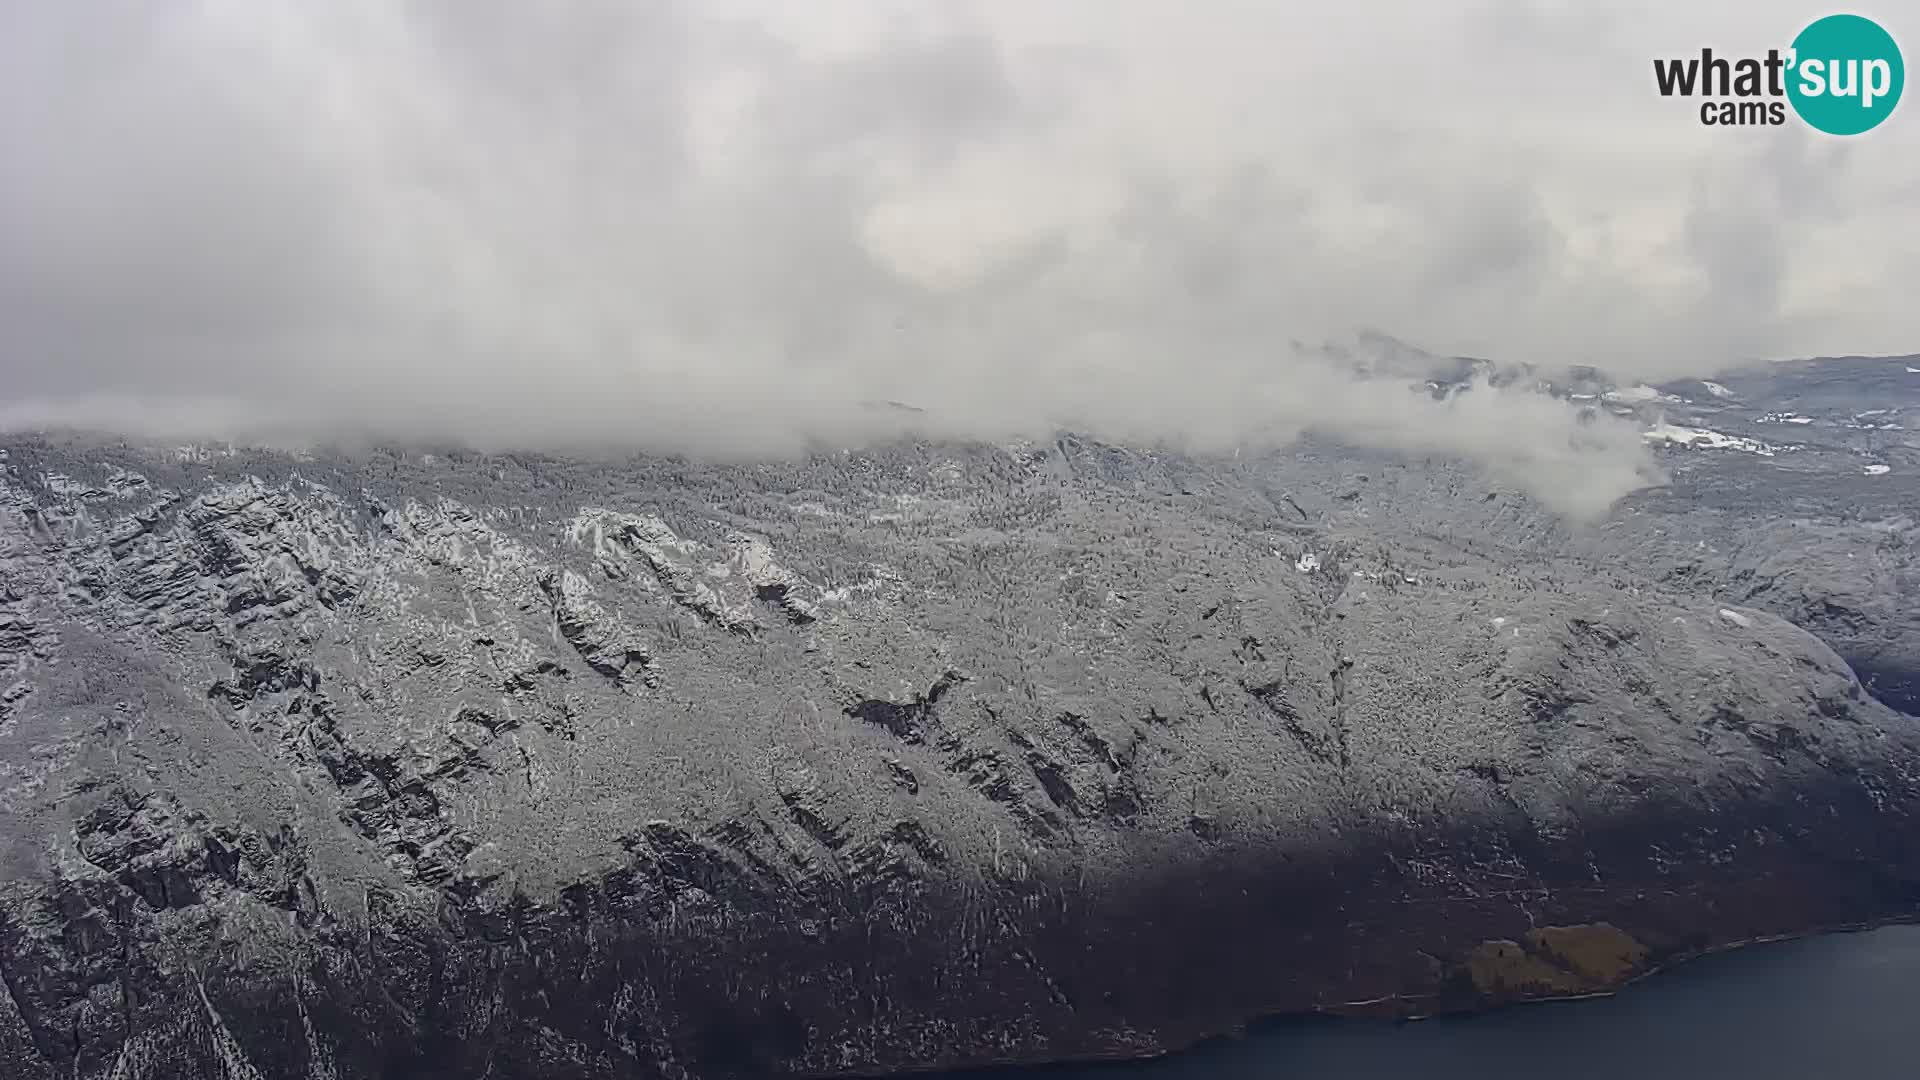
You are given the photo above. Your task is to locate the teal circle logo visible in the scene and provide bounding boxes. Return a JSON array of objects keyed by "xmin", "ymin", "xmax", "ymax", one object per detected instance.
[{"xmin": 1787, "ymin": 14, "xmax": 1904, "ymax": 134}]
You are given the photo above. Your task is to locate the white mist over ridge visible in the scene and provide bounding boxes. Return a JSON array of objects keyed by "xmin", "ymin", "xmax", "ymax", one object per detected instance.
[
  {"xmin": 3, "ymin": 1, "xmax": 1909, "ymax": 516},
  {"xmin": 0, "ymin": 355, "xmax": 1662, "ymax": 521}
]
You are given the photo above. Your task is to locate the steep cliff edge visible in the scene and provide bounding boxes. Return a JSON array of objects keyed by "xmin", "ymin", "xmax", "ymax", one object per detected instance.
[{"xmin": 2, "ymin": 434, "xmax": 1917, "ymax": 1079}]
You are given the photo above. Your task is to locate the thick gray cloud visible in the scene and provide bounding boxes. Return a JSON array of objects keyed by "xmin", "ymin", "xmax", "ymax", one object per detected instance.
[{"xmin": 1, "ymin": 1, "xmax": 1914, "ymax": 516}]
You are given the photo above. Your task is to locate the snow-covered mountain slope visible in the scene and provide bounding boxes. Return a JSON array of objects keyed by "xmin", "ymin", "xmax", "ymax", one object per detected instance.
[{"xmin": 1, "ymin": 356, "xmax": 1917, "ymax": 1079}]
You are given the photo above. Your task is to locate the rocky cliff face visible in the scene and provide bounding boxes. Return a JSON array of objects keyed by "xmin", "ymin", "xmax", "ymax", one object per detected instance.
[{"xmin": 2, "ymin": 384, "xmax": 1918, "ymax": 1077}]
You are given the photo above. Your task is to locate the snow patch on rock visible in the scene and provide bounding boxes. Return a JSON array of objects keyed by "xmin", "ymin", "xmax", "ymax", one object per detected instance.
[
  {"xmin": 727, "ymin": 532, "xmax": 821, "ymax": 625},
  {"xmin": 1605, "ymin": 385, "xmax": 1669, "ymax": 403},
  {"xmin": 1643, "ymin": 424, "xmax": 1782, "ymax": 457}
]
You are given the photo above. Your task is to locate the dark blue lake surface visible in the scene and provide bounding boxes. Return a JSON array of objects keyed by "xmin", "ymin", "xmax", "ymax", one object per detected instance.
[{"xmin": 931, "ymin": 924, "xmax": 1920, "ymax": 1079}]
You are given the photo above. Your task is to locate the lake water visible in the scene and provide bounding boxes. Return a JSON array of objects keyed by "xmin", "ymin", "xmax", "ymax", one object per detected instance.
[{"xmin": 929, "ymin": 924, "xmax": 1920, "ymax": 1079}]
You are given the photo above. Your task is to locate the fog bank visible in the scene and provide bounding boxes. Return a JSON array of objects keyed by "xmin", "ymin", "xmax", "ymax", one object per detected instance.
[{"xmin": 4, "ymin": 1, "xmax": 1912, "ymax": 515}]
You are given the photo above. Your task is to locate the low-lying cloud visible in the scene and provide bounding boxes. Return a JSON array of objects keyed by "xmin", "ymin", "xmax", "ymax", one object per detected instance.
[{"xmin": 2, "ymin": 1, "xmax": 1912, "ymax": 517}]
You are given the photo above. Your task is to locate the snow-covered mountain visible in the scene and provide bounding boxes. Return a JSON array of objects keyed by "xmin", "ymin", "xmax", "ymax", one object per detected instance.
[{"xmin": 1, "ymin": 354, "xmax": 1917, "ymax": 1079}]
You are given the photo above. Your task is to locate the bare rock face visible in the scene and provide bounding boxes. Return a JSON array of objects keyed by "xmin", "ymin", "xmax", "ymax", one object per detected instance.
[{"xmin": 0, "ymin": 422, "xmax": 1917, "ymax": 1080}]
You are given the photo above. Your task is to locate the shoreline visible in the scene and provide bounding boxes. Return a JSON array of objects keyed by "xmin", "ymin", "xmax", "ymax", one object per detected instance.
[{"xmin": 858, "ymin": 916, "xmax": 1920, "ymax": 1078}]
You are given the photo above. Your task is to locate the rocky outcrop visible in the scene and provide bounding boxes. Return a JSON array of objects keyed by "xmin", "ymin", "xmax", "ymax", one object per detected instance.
[
  {"xmin": 0, "ymin": 427, "xmax": 1917, "ymax": 1080},
  {"xmin": 539, "ymin": 568, "xmax": 659, "ymax": 690}
]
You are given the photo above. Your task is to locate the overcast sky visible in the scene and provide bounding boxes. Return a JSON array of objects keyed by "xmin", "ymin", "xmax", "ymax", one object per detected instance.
[{"xmin": 2, "ymin": 1, "xmax": 1914, "ymax": 514}]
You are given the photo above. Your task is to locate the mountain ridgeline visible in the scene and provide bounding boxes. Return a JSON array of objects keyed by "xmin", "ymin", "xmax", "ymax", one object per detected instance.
[{"xmin": 2, "ymin": 356, "xmax": 1919, "ymax": 1078}]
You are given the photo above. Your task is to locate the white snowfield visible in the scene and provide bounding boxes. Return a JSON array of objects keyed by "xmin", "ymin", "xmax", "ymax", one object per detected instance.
[
  {"xmin": 1641, "ymin": 423, "xmax": 1782, "ymax": 457},
  {"xmin": 1603, "ymin": 385, "xmax": 1682, "ymax": 405},
  {"xmin": 1865, "ymin": 464, "xmax": 1892, "ymax": 476}
]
